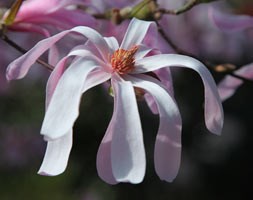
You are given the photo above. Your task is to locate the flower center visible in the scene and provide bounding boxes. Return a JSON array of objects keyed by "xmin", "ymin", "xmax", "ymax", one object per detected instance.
[{"xmin": 110, "ymin": 45, "xmax": 138, "ymax": 74}]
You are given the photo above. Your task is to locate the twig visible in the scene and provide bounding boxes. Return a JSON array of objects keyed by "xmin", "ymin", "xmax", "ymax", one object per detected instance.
[{"xmin": 156, "ymin": 0, "xmax": 197, "ymax": 15}]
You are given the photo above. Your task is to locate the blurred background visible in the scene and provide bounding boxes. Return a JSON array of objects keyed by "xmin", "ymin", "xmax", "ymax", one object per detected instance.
[{"xmin": 0, "ymin": 0, "xmax": 253, "ymax": 199}]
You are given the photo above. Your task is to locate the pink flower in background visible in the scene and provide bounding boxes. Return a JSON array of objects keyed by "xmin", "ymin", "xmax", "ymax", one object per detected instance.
[
  {"xmin": 218, "ymin": 63, "xmax": 253, "ymax": 101},
  {"xmin": 2, "ymin": 0, "xmax": 96, "ymax": 36},
  {"xmin": 209, "ymin": 7, "xmax": 253, "ymax": 32},
  {"xmin": 6, "ymin": 18, "xmax": 223, "ymax": 184},
  {"xmin": 209, "ymin": 1, "xmax": 253, "ymax": 32}
]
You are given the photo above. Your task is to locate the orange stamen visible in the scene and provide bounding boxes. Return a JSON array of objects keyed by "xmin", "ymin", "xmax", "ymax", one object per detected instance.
[{"xmin": 110, "ymin": 45, "xmax": 139, "ymax": 74}]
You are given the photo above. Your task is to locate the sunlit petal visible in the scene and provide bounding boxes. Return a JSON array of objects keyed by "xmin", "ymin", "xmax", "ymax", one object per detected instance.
[
  {"xmin": 135, "ymin": 54, "xmax": 223, "ymax": 135},
  {"xmin": 38, "ymin": 131, "xmax": 72, "ymax": 176},
  {"xmin": 110, "ymin": 78, "xmax": 146, "ymax": 184},
  {"xmin": 41, "ymin": 57, "xmax": 101, "ymax": 140},
  {"xmin": 125, "ymin": 74, "xmax": 182, "ymax": 182}
]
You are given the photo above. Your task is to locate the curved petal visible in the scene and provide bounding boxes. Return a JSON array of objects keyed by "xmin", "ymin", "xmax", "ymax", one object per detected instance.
[
  {"xmin": 9, "ymin": 23, "xmax": 50, "ymax": 36},
  {"xmin": 134, "ymin": 54, "xmax": 224, "ymax": 135},
  {"xmin": 145, "ymin": 67, "xmax": 175, "ymax": 114},
  {"xmin": 15, "ymin": 0, "xmax": 90, "ymax": 20},
  {"xmin": 82, "ymin": 70, "xmax": 111, "ymax": 92},
  {"xmin": 46, "ymin": 45, "xmax": 104, "ymax": 107},
  {"xmin": 72, "ymin": 26, "xmax": 110, "ymax": 61},
  {"xmin": 39, "ymin": 45, "xmax": 89, "ymax": 176},
  {"xmin": 48, "ymin": 45, "xmax": 59, "ymax": 66},
  {"xmin": 41, "ymin": 57, "xmax": 103, "ymax": 140},
  {"xmin": 125, "ymin": 74, "xmax": 182, "ymax": 182},
  {"xmin": 104, "ymin": 37, "xmax": 119, "ymax": 53},
  {"xmin": 209, "ymin": 7, "xmax": 253, "ymax": 32},
  {"xmin": 96, "ymin": 88, "xmax": 118, "ymax": 184},
  {"xmin": 144, "ymin": 93, "xmax": 159, "ymax": 114},
  {"xmin": 218, "ymin": 76, "xmax": 242, "ymax": 101},
  {"xmin": 155, "ymin": 68, "xmax": 174, "ymax": 96},
  {"xmin": 6, "ymin": 26, "xmax": 109, "ymax": 80},
  {"xmin": 135, "ymin": 45, "xmax": 152, "ymax": 60},
  {"xmin": 120, "ymin": 18, "xmax": 155, "ymax": 49},
  {"xmin": 38, "ymin": 130, "xmax": 73, "ymax": 176},
  {"xmin": 110, "ymin": 78, "xmax": 146, "ymax": 184}
]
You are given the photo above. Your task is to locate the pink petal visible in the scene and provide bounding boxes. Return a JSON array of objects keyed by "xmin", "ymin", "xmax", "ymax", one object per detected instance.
[
  {"xmin": 15, "ymin": 0, "xmax": 89, "ymax": 21},
  {"xmin": 48, "ymin": 45, "xmax": 60, "ymax": 66},
  {"xmin": 144, "ymin": 93, "xmax": 159, "ymax": 114},
  {"xmin": 155, "ymin": 68, "xmax": 174, "ymax": 96},
  {"xmin": 135, "ymin": 54, "xmax": 224, "ymax": 135},
  {"xmin": 41, "ymin": 58, "xmax": 103, "ymax": 140},
  {"xmin": 126, "ymin": 74, "xmax": 182, "ymax": 182},
  {"xmin": 9, "ymin": 23, "xmax": 50, "ymax": 36},
  {"xmin": 145, "ymin": 67, "xmax": 175, "ymax": 114},
  {"xmin": 218, "ymin": 63, "xmax": 253, "ymax": 101},
  {"xmin": 218, "ymin": 76, "xmax": 242, "ymax": 101},
  {"xmin": 120, "ymin": 18, "xmax": 155, "ymax": 49},
  {"xmin": 96, "ymin": 99, "xmax": 118, "ymax": 185},
  {"xmin": 110, "ymin": 78, "xmax": 146, "ymax": 184},
  {"xmin": 38, "ymin": 130, "xmax": 73, "ymax": 176},
  {"xmin": 209, "ymin": 6, "xmax": 253, "ymax": 32}
]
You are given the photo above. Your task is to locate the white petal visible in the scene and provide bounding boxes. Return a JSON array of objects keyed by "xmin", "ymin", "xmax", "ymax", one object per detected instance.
[
  {"xmin": 41, "ymin": 57, "xmax": 101, "ymax": 140},
  {"xmin": 125, "ymin": 74, "xmax": 182, "ymax": 182},
  {"xmin": 82, "ymin": 70, "xmax": 111, "ymax": 92},
  {"xmin": 135, "ymin": 54, "xmax": 224, "ymax": 135},
  {"xmin": 135, "ymin": 45, "xmax": 152, "ymax": 60},
  {"xmin": 72, "ymin": 26, "xmax": 110, "ymax": 61},
  {"xmin": 110, "ymin": 79, "xmax": 146, "ymax": 184},
  {"xmin": 104, "ymin": 37, "xmax": 119, "ymax": 53},
  {"xmin": 6, "ymin": 26, "xmax": 109, "ymax": 80},
  {"xmin": 46, "ymin": 45, "xmax": 106, "ymax": 107},
  {"xmin": 38, "ymin": 130, "xmax": 73, "ymax": 176},
  {"xmin": 120, "ymin": 18, "xmax": 154, "ymax": 49}
]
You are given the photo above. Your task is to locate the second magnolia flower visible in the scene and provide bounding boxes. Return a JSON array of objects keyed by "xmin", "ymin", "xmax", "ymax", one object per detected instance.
[{"xmin": 6, "ymin": 18, "xmax": 224, "ymax": 184}]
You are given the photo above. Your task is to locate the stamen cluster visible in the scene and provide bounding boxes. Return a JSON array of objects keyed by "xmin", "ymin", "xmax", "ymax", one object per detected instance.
[{"xmin": 110, "ymin": 45, "xmax": 138, "ymax": 74}]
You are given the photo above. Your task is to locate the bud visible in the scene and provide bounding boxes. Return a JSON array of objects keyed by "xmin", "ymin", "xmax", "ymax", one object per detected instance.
[
  {"xmin": 3, "ymin": 0, "xmax": 23, "ymax": 26},
  {"xmin": 129, "ymin": 0, "xmax": 158, "ymax": 20}
]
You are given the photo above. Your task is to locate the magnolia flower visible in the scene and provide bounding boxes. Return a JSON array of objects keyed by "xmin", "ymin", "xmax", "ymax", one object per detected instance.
[
  {"xmin": 7, "ymin": 18, "xmax": 223, "ymax": 184},
  {"xmin": 218, "ymin": 63, "xmax": 253, "ymax": 101},
  {"xmin": 1, "ymin": 0, "xmax": 95, "ymax": 36}
]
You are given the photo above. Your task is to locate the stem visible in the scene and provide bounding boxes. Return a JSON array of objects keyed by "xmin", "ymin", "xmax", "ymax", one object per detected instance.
[
  {"xmin": 154, "ymin": 19, "xmax": 195, "ymax": 56},
  {"xmin": 1, "ymin": 34, "xmax": 54, "ymax": 71}
]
